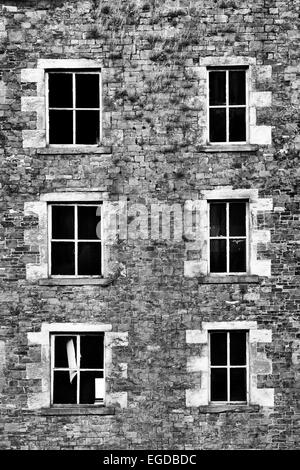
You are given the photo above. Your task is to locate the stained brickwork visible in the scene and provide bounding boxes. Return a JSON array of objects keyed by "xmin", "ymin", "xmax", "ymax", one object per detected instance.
[{"xmin": 0, "ymin": 0, "xmax": 299, "ymax": 449}]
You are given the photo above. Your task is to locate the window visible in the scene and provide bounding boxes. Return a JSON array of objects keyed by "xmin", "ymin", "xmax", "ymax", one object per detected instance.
[
  {"xmin": 49, "ymin": 203, "xmax": 102, "ymax": 277},
  {"xmin": 47, "ymin": 70, "xmax": 101, "ymax": 145},
  {"xmin": 51, "ymin": 333, "xmax": 105, "ymax": 405},
  {"xmin": 209, "ymin": 330, "xmax": 248, "ymax": 403},
  {"xmin": 209, "ymin": 200, "xmax": 248, "ymax": 274},
  {"xmin": 208, "ymin": 68, "xmax": 247, "ymax": 143}
]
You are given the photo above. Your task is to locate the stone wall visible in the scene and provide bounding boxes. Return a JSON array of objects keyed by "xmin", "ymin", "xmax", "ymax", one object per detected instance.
[{"xmin": 0, "ymin": 0, "xmax": 299, "ymax": 449}]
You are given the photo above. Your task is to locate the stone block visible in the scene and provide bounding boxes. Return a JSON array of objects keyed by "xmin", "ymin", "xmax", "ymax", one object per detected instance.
[
  {"xmin": 186, "ymin": 330, "xmax": 208, "ymax": 344},
  {"xmin": 250, "ymin": 329, "xmax": 272, "ymax": 343},
  {"xmin": 186, "ymin": 388, "xmax": 208, "ymax": 407},
  {"xmin": 22, "ymin": 130, "xmax": 46, "ymax": 148},
  {"xmin": 250, "ymin": 92, "xmax": 272, "ymax": 107},
  {"xmin": 250, "ymin": 388, "xmax": 274, "ymax": 407},
  {"xmin": 250, "ymin": 126, "xmax": 272, "ymax": 145},
  {"xmin": 106, "ymin": 392, "xmax": 127, "ymax": 408}
]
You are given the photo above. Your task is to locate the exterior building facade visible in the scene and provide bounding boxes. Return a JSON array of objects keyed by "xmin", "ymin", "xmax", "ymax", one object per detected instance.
[{"xmin": 0, "ymin": 0, "xmax": 299, "ymax": 449}]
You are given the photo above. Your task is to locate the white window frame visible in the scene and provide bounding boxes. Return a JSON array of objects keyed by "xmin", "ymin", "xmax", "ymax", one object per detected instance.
[
  {"xmin": 208, "ymin": 330, "xmax": 249, "ymax": 404},
  {"xmin": 207, "ymin": 67, "xmax": 249, "ymax": 144},
  {"xmin": 48, "ymin": 202, "xmax": 103, "ymax": 278},
  {"xmin": 50, "ymin": 332, "xmax": 105, "ymax": 406},
  {"xmin": 46, "ymin": 70, "xmax": 102, "ymax": 147},
  {"xmin": 208, "ymin": 200, "xmax": 249, "ymax": 275}
]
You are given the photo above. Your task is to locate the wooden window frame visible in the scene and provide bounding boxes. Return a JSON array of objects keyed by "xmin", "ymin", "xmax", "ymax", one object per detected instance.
[
  {"xmin": 208, "ymin": 330, "xmax": 249, "ymax": 404},
  {"xmin": 46, "ymin": 70, "xmax": 102, "ymax": 147},
  {"xmin": 208, "ymin": 200, "xmax": 249, "ymax": 275},
  {"xmin": 50, "ymin": 332, "xmax": 105, "ymax": 406},
  {"xmin": 207, "ymin": 67, "xmax": 248, "ymax": 144},
  {"xmin": 48, "ymin": 202, "xmax": 103, "ymax": 278}
]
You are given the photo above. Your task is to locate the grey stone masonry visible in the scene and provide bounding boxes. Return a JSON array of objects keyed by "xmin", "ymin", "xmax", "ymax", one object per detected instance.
[{"xmin": 0, "ymin": 0, "xmax": 299, "ymax": 450}]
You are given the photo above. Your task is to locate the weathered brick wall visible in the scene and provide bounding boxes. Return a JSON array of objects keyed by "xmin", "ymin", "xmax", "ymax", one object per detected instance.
[{"xmin": 0, "ymin": 0, "xmax": 299, "ymax": 449}]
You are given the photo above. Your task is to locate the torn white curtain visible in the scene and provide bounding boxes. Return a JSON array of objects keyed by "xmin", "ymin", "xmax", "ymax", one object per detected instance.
[{"xmin": 66, "ymin": 339, "xmax": 77, "ymax": 383}]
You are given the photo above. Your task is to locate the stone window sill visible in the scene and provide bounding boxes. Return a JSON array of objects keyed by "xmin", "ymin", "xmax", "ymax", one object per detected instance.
[
  {"xmin": 37, "ymin": 146, "xmax": 112, "ymax": 155},
  {"xmin": 197, "ymin": 404, "xmax": 260, "ymax": 414},
  {"xmin": 198, "ymin": 275, "xmax": 260, "ymax": 284},
  {"xmin": 39, "ymin": 278, "xmax": 113, "ymax": 286},
  {"xmin": 198, "ymin": 144, "xmax": 258, "ymax": 153},
  {"xmin": 39, "ymin": 406, "xmax": 115, "ymax": 416}
]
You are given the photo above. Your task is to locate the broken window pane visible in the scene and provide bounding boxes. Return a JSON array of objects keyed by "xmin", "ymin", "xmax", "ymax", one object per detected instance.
[
  {"xmin": 230, "ymin": 331, "xmax": 246, "ymax": 365},
  {"xmin": 80, "ymin": 335, "xmax": 104, "ymax": 369},
  {"xmin": 76, "ymin": 74, "xmax": 100, "ymax": 108},
  {"xmin": 54, "ymin": 336, "xmax": 77, "ymax": 368},
  {"xmin": 51, "ymin": 242, "xmax": 75, "ymax": 275},
  {"xmin": 209, "ymin": 108, "xmax": 226, "ymax": 142},
  {"xmin": 210, "ymin": 239, "xmax": 226, "ymax": 273},
  {"xmin": 229, "ymin": 108, "xmax": 246, "ymax": 142},
  {"xmin": 210, "ymin": 203, "xmax": 226, "ymax": 237},
  {"xmin": 211, "ymin": 368, "xmax": 227, "ymax": 401},
  {"xmin": 209, "ymin": 71, "xmax": 226, "ymax": 105},
  {"xmin": 229, "ymin": 70, "xmax": 246, "ymax": 105},
  {"xmin": 210, "ymin": 332, "xmax": 227, "ymax": 365},
  {"xmin": 77, "ymin": 242, "xmax": 101, "ymax": 275},
  {"xmin": 78, "ymin": 206, "xmax": 100, "ymax": 240},
  {"xmin": 49, "ymin": 110, "xmax": 73, "ymax": 144},
  {"xmin": 230, "ymin": 368, "xmax": 246, "ymax": 401},
  {"xmin": 229, "ymin": 203, "xmax": 246, "ymax": 236},
  {"xmin": 76, "ymin": 110, "xmax": 99, "ymax": 144},
  {"xmin": 229, "ymin": 239, "xmax": 246, "ymax": 272},
  {"xmin": 48, "ymin": 73, "xmax": 73, "ymax": 108},
  {"xmin": 53, "ymin": 371, "xmax": 77, "ymax": 404},
  {"xmin": 52, "ymin": 205, "xmax": 74, "ymax": 239},
  {"xmin": 80, "ymin": 371, "xmax": 104, "ymax": 404}
]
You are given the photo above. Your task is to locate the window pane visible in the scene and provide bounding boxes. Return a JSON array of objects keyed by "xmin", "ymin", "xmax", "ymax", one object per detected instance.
[
  {"xmin": 48, "ymin": 73, "xmax": 73, "ymax": 108},
  {"xmin": 210, "ymin": 332, "xmax": 227, "ymax": 365},
  {"xmin": 229, "ymin": 239, "xmax": 246, "ymax": 272},
  {"xmin": 53, "ymin": 371, "xmax": 77, "ymax": 404},
  {"xmin": 209, "ymin": 71, "xmax": 226, "ymax": 105},
  {"xmin": 80, "ymin": 371, "xmax": 104, "ymax": 404},
  {"xmin": 76, "ymin": 74, "xmax": 100, "ymax": 108},
  {"xmin": 54, "ymin": 336, "xmax": 77, "ymax": 368},
  {"xmin": 229, "ymin": 203, "xmax": 246, "ymax": 236},
  {"xmin": 210, "ymin": 203, "xmax": 226, "ymax": 237},
  {"xmin": 210, "ymin": 239, "xmax": 226, "ymax": 273},
  {"xmin": 51, "ymin": 242, "xmax": 75, "ymax": 275},
  {"xmin": 78, "ymin": 206, "xmax": 101, "ymax": 240},
  {"xmin": 229, "ymin": 70, "xmax": 246, "ymax": 105},
  {"xmin": 78, "ymin": 242, "xmax": 101, "ymax": 275},
  {"xmin": 211, "ymin": 368, "xmax": 227, "ymax": 401},
  {"xmin": 230, "ymin": 331, "xmax": 246, "ymax": 365},
  {"xmin": 49, "ymin": 110, "xmax": 73, "ymax": 144},
  {"xmin": 209, "ymin": 108, "xmax": 226, "ymax": 142},
  {"xmin": 80, "ymin": 335, "xmax": 104, "ymax": 369},
  {"xmin": 52, "ymin": 205, "xmax": 74, "ymax": 239},
  {"xmin": 229, "ymin": 108, "xmax": 246, "ymax": 142},
  {"xmin": 76, "ymin": 110, "xmax": 99, "ymax": 145},
  {"xmin": 230, "ymin": 368, "xmax": 246, "ymax": 401}
]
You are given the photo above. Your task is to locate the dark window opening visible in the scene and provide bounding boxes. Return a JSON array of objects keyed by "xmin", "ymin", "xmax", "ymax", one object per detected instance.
[
  {"xmin": 48, "ymin": 71, "xmax": 100, "ymax": 145},
  {"xmin": 50, "ymin": 204, "xmax": 102, "ymax": 277},
  {"xmin": 52, "ymin": 334, "xmax": 105, "ymax": 405},
  {"xmin": 209, "ymin": 201, "xmax": 247, "ymax": 274},
  {"xmin": 208, "ymin": 68, "xmax": 247, "ymax": 143},
  {"xmin": 210, "ymin": 330, "xmax": 247, "ymax": 403}
]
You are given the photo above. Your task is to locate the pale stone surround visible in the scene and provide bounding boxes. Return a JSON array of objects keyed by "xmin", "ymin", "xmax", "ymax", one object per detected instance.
[
  {"xmin": 184, "ymin": 186, "xmax": 273, "ymax": 278},
  {"xmin": 26, "ymin": 323, "xmax": 128, "ymax": 410},
  {"xmin": 186, "ymin": 321, "xmax": 274, "ymax": 407},
  {"xmin": 197, "ymin": 56, "xmax": 272, "ymax": 146},
  {"xmin": 24, "ymin": 191, "xmax": 114, "ymax": 280},
  {"xmin": 21, "ymin": 59, "xmax": 105, "ymax": 148},
  {"xmin": 0, "ymin": 341, "xmax": 5, "ymax": 394},
  {"xmin": 0, "ymin": 79, "xmax": 7, "ymax": 118}
]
